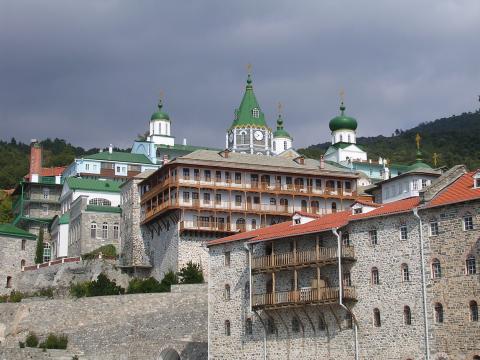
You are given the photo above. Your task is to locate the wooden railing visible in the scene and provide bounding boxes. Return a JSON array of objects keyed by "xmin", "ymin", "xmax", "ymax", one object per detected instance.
[
  {"xmin": 252, "ymin": 286, "xmax": 356, "ymax": 308},
  {"xmin": 252, "ymin": 246, "xmax": 355, "ymax": 270}
]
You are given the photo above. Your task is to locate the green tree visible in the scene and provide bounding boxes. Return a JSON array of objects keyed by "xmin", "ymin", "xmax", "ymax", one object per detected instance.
[
  {"xmin": 177, "ymin": 261, "xmax": 204, "ymax": 284},
  {"xmin": 0, "ymin": 192, "xmax": 13, "ymax": 223},
  {"xmin": 35, "ymin": 228, "xmax": 44, "ymax": 264}
]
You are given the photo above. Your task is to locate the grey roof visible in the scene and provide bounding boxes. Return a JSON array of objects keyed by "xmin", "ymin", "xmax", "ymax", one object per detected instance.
[
  {"xmin": 375, "ymin": 167, "xmax": 442, "ymax": 186},
  {"xmin": 119, "ymin": 169, "xmax": 157, "ymax": 188},
  {"xmin": 168, "ymin": 150, "xmax": 359, "ymax": 178}
]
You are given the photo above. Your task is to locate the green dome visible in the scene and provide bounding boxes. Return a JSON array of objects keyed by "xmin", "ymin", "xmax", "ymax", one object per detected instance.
[
  {"xmin": 150, "ymin": 100, "xmax": 170, "ymax": 121},
  {"xmin": 273, "ymin": 114, "xmax": 292, "ymax": 139},
  {"xmin": 409, "ymin": 149, "xmax": 432, "ymax": 170},
  {"xmin": 329, "ymin": 102, "xmax": 357, "ymax": 132}
]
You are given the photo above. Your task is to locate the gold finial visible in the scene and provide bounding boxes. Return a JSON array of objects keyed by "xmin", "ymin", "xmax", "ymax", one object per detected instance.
[
  {"xmin": 340, "ymin": 89, "xmax": 345, "ymax": 102},
  {"xmin": 433, "ymin": 152, "xmax": 439, "ymax": 167},
  {"xmin": 247, "ymin": 63, "xmax": 252, "ymax": 75},
  {"xmin": 159, "ymin": 90, "xmax": 164, "ymax": 101},
  {"xmin": 415, "ymin": 133, "xmax": 421, "ymax": 150},
  {"xmin": 277, "ymin": 102, "xmax": 282, "ymax": 115}
]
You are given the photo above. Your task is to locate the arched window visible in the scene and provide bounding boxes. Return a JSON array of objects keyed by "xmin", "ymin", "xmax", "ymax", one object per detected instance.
[
  {"xmin": 20, "ymin": 259, "xmax": 26, "ymax": 269},
  {"xmin": 251, "ymin": 219, "xmax": 257, "ymax": 230},
  {"xmin": 252, "ymin": 108, "xmax": 260, "ymax": 118},
  {"xmin": 113, "ymin": 223, "xmax": 119, "ymax": 240},
  {"xmin": 284, "ymin": 141, "xmax": 287, "ymax": 150},
  {"xmin": 269, "ymin": 198, "xmax": 276, "ymax": 205},
  {"xmin": 225, "ymin": 320, "xmax": 231, "ymax": 336},
  {"xmin": 401, "ymin": 264, "xmax": 410, "ymax": 282},
  {"xmin": 90, "ymin": 222, "xmax": 97, "ymax": 239},
  {"xmin": 463, "ymin": 212, "xmax": 474, "ymax": 230},
  {"xmin": 102, "ymin": 222, "xmax": 108, "ymax": 239},
  {"xmin": 89, "ymin": 198, "xmax": 112, "ymax": 206},
  {"xmin": 432, "ymin": 259, "xmax": 441, "ymax": 279},
  {"xmin": 301, "ymin": 200, "xmax": 308, "ymax": 212},
  {"xmin": 466, "ymin": 256, "xmax": 476, "ymax": 275},
  {"xmin": 404, "ymin": 306, "xmax": 412, "ymax": 325},
  {"xmin": 347, "ymin": 134, "xmax": 351, "ymax": 143},
  {"xmin": 273, "ymin": 142, "xmax": 276, "ymax": 151},
  {"xmin": 339, "ymin": 134, "xmax": 343, "ymax": 142},
  {"xmin": 470, "ymin": 300, "xmax": 478, "ymax": 322},
  {"xmin": 292, "ymin": 316, "xmax": 300, "ymax": 333},
  {"xmin": 245, "ymin": 318, "xmax": 253, "ymax": 335},
  {"xmin": 21, "ymin": 239, "xmax": 26, "ymax": 251},
  {"xmin": 342, "ymin": 232, "xmax": 350, "ymax": 246},
  {"xmin": 331, "ymin": 202, "xmax": 337, "ymax": 213},
  {"xmin": 435, "ymin": 303, "xmax": 444, "ymax": 323},
  {"xmin": 311, "ymin": 200, "xmax": 319, "ymax": 214},
  {"xmin": 236, "ymin": 218, "xmax": 246, "ymax": 232},
  {"xmin": 224, "ymin": 284, "xmax": 231, "ymax": 301},
  {"xmin": 345, "ymin": 312, "xmax": 353, "ymax": 329},
  {"xmin": 371, "ymin": 267, "xmax": 380, "ymax": 285},
  {"xmin": 373, "ymin": 308, "xmax": 381, "ymax": 327},
  {"xmin": 6, "ymin": 276, "xmax": 12, "ymax": 288},
  {"xmin": 240, "ymin": 131, "xmax": 248, "ymax": 144}
]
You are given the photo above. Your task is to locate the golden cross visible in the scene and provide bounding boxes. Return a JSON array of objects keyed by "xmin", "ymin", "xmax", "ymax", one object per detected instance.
[
  {"xmin": 247, "ymin": 63, "xmax": 252, "ymax": 75},
  {"xmin": 340, "ymin": 89, "xmax": 345, "ymax": 102},
  {"xmin": 277, "ymin": 102, "xmax": 282, "ymax": 114},
  {"xmin": 159, "ymin": 90, "xmax": 164, "ymax": 101},
  {"xmin": 415, "ymin": 133, "xmax": 421, "ymax": 150},
  {"xmin": 433, "ymin": 152, "xmax": 439, "ymax": 167}
]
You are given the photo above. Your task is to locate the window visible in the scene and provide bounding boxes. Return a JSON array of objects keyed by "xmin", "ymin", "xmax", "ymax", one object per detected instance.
[
  {"xmin": 369, "ymin": 229, "xmax": 378, "ymax": 245},
  {"xmin": 430, "ymin": 221, "xmax": 439, "ymax": 236},
  {"xmin": 203, "ymin": 193, "xmax": 211, "ymax": 204},
  {"xmin": 85, "ymin": 163, "xmax": 90, "ymax": 171},
  {"xmin": 292, "ymin": 316, "xmax": 300, "ymax": 333},
  {"xmin": 6, "ymin": 276, "xmax": 12, "ymax": 288},
  {"xmin": 102, "ymin": 222, "xmax": 108, "ymax": 239},
  {"xmin": 318, "ymin": 313, "xmax": 326, "ymax": 331},
  {"xmin": 344, "ymin": 312, "xmax": 353, "ymax": 329},
  {"xmin": 331, "ymin": 202, "xmax": 337, "ymax": 213},
  {"xmin": 235, "ymin": 172, "xmax": 241, "ymax": 184},
  {"xmin": 244, "ymin": 281, "xmax": 250, "ymax": 299},
  {"xmin": 402, "ymin": 264, "xmax": 410, "ymax": 282},
  {"xmin": 20, "ymin": 259, "xmax": 26, "ymax": 269},
  {"xmin": 43, "ymin": 188, "xmax": 49, "ymax": 199},
  {"xmin": 224, "ymin": 251, "xmax": 231, "ymax": 266},
  {"xmin": 284, "ymin": 141, "xmax": 287, "ymax": 150},
  {"xmin": 215, "ymin": 171, "xmax": 222, "ymax": 182},
  {"xmin": 235, "ymin": 195, "xmax": 242, "ymax": 206},
  {"xmin": 43, "ymin": 243, "xmax": 51, "ymax": 262},
  {"xmin": 412, "ymin": 180, "xmax": 419, "ymax": 190},
  {"xmin": 421, "ymin": 179, "xmax": 428, "ymax": 189},
  {"xmin": 371, "ymin": 267, "xmax": 380, "ymax": 285},
  {"xmin": 21, "ymin": 239, "xmax": 26, "ymax": 251},
  {"xmin": 204, "ymin": 170, "xmax": 211, "ymax": 182},
  {"xmin": 432, "ymin": 259, "xmax": 441, "ymax": 279},
  {"xmin": 435, "ymin": 303, "xmax": 444, "ymax": 323},
  {"xmin": 225, "ymin": 172, "xmax": 231, "ymax": 183},
  {"xmin": 236, "ymin": 218, "xmax": 246, "ymax": 231},
  {"xmin": 225, "ymin": 320, "xmax": 231, "ymax": 336},
  {"xmin": 476, "ymin": 176, "xmax": 480, "ymax": 188},
  {"xmin": 343, "ymin": 272, "xmax": 352, "ymax": 287},
  {"xmin": 224, "ymin": 284, "xmax": 231, "ymax": 301},
  {"xmin": 400, "ymin": 224, "xmax": 408, "ymax": 240},
  {"xmin": 470, "ymin": 301, "xmax": 479, "ymax": 322},
  {"xmin": 251, "ymin": 219, "xmax": 257, "ymax": 230},
  {"xmin": 215, "ymin": 193, "xmax": 221, "ymax": 205},
  {"xmin": 183, "ymin": 168, "xmax": 190, "ymax": 179},
  {"xmin": 466, "ymin": 256, "xmax": 476, "ymax": 275},
  {"xmin": 245, "ymin": 318, "xmax": 253, "ymax": 335},
  {"xmin": 404, "ymin": 306, "xmax": 412, "ymax": 325},
  {"xmin": 464, "ymin": 214, "xmax": 474, "ymax": 230},
  {"xmin": 91, "ymin": 222, "xmax": 97, "ymax": 238},
  {"xmin": 113, "ymin": 224, "xmax": 119, "ymax": 240},
  {"xmin": 269, "ymin": 197, "xmax": 276, "ymax": 206},
  {"xmin": 342, "ymin": 232, "xmax": 350, "ymax": 246},
  {"xmin": 267, "ymin": 318, "xmax": 276, "ymax": 335},
  {"xmin": 373, "ymin": 308, "xmax": 381, "ymax": 327},
  {"xmin": 252, "ymin": 108, "xmax": 260, "ymax": 118},
  {"xmin": 301, "ymin": 200, "xmax": 308, "ymax": 212},
  {"xmin": 183, "ymin": 192, "xmax": 190, "ymax": 202},
  {"xmin": 89, "ymin": 198, "xmax": 112, "ymax": 206},
  {"xmin": 42, "ymin": 204, "xmax": 49, "ymax": 216}
]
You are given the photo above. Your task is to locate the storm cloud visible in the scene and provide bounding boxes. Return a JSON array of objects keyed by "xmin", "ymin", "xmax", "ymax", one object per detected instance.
[{"xmin": 1, "ymin": 0, "xmax": 479, "ymax": 149}]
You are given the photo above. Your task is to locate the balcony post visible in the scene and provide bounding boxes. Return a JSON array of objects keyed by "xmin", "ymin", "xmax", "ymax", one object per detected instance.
[
  {"xmin": 293, "ymin": 239, "xmax": 297, "ymax": 263},
  {"xmin": 316, "ymin": 266, "xmax": 321, "ymax": 301},
  {"xmin": 272, "ymin": 272, "xmax": 276, "ymax": 304},
  {"xmin": 294, "ymin": 269, "xmax": 298, "ymax": 293},
  {"xmin": 316, "ymin": 235, "xmax": 319, "ymax": 261}
]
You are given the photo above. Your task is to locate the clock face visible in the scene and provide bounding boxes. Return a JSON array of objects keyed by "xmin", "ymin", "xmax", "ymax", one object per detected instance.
[
  {"xmin": 228, "ymin": 133, "xmax": 233, "ymax": 142},
  {"xmin": 254, "ymin": 130, "xmax": 264, "ymax": 141}
]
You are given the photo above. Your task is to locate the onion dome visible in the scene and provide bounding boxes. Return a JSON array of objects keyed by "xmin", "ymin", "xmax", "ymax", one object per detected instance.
[
  {"xmin": 150, "ymin": 99, "xmax": 170, "ymax": 121},
  {"xmin": 409, "ymin": 149, "xmax": 432, "ymax": 170},
  {"xmin": 273, "ymin": 114, "xmax": 292, "ymax": 139},
  {"xmin": 230, "ymin": 74, "xmax": 268, "ymax": 129},
  {"xmin": 329, "ymin": 102, "xmax": 358, "ymax": 132}
]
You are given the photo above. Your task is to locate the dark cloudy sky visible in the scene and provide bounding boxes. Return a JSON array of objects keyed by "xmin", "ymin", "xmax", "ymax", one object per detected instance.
[{"xmin": 1, "ymin": 1, "xmax": 479, "ymax": 149}]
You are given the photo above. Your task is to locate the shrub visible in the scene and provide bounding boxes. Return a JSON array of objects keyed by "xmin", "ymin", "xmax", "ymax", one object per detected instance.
[
  {"xmin": 70, "ymin": 273, "xmax": 124, "ymax": 298},
  {"xmin": 177, "ymin": 261, "xmax": 204, "ymax": 284},
  {"xmin": 34, "ymin": 287, "xmax": 54, "ymax": 298},
  {"xmin": 35, "ymin": 228, "xmax": 44, "ymax": 264},
  {"xmin": 70, "ymin": 281, "xmax": 90, "ymax": 298},
  {"xmin": 39, "ymin": 333, "xmax": 68, "ymax": 350},
  {"xmin": 18, "ymin": 341, "xmax": 25, "ymax": 348},
  {"xmin": 8, "ymin": 290, "xmax": 23, "ymax": 303},
  {"xmin": 82, "ymin": 244, "xmax": 117, "ymax": 260},
  {"xmin": 25, "ymin": 332, "xmax": 39, "ymax": 347},
  {"xmin": 161, "ymin": 271, "xmax": 178, "ymax": 288}
]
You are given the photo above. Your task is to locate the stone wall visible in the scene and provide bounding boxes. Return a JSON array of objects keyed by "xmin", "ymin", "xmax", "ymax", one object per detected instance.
[
  {"xmin": 0, "ymin": 284, "xmax": 208, "ymax": 360},
  {"xmin": 0, "ymin": 235, "xmax": 36, "ymax": 296}
]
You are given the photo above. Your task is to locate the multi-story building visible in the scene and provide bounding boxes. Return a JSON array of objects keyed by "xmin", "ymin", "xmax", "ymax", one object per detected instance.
[
  {"xmin": 136, "ymin": 149, "xmax": 360, "ymax": 279},
  {"xmin": 207, "ymin": 165, "xmax": 480, "ymax": 359}
]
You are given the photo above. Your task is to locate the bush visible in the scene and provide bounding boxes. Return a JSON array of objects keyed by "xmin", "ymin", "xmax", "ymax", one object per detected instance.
[
  {"xmin": 18, "ymin": 341, "xmax": 25, "ymax": 348},
  {"xmin": 33, "ymin": 287, "xmax": 54, "ymax": 298},
  {"xmin": 82, "ymin": 244, "xmax": 117, "ymax": 260},
  {"xmin": 8, "ymin": 290, "xmax": 23, "ymax": 303},
  {"xmin": 70, "ymin": 273, "xmax": 125, "ymax": 298},
  {"xmin": 177, "ymin": 261, "xmax": 204, "ymax": 284},
  {"xmin": 127, "ymin": 271, "xmax": 178, "ymax": 294},
  {"xmin": 39, "ymin": 333, "xmax": 68, "ymax": 350},
  {"xmin": 25, "ymin": 332, "xmax": 39, "ymax": 347}
]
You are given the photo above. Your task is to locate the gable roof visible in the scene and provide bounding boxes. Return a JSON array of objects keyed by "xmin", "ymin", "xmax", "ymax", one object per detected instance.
[
  {"xmin": 65, "ymin": 178, "xmax": 122, "ymax": 193},
  {"xmin": 83, "ymin": 151, "xmax": 154, "ymax": 165},
  {"xmin": 426, "ymin": 171, "xmax": 480, "ymax": 208},
  {"xmin": 0, "ymin": 223, "xmax": 36, "ymax": 240}
]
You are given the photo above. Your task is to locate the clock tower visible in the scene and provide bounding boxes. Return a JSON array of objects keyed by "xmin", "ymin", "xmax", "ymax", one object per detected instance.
[{"xmin": 226, "ymin": 73, "xmax": 272, "ymax": 155}]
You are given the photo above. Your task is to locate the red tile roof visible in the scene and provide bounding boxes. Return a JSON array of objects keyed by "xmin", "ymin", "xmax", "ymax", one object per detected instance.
[
  {"xmin": 351, "ymin": 199, "xmax": 382, "ymax": 208},
  {"xmin": 426, "ymin": 171, "xmax": 480, "ymax": 208},
  {"xmin": 350, "ymin": 197, "xmax": 420, "ymax": 221},
  {"xmin": 25, "ymin": 166, "xmax": 65, "ymax": 180}
]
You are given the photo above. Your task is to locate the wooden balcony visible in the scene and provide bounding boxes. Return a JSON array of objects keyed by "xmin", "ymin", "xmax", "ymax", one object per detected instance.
[
  {"xmin": 252, "ymin": 286, "xmax": 356, "ymax": 310},
  {"xmin": 180, "ymin": 220, "xmax": 234, "ymax": 233},
  {"xmin": 251, "ymin": 246, "xmax": 355, "ymax": 273}
]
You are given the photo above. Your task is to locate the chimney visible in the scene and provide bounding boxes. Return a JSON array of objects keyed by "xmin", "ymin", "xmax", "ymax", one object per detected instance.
[
  {"xmin": 108, "ymin": 144, "xmax": 113, "ymax": 154},
  {"xmin": 163, "ymin": 154, "xmax": 169, "ymax": 164},
  {"xmin": 319, "ymin": 155, "xmax": 325, "ymax": 170},
  {"xmin": 29, "ymin": 139, "xmax": 42, "ymax": 182},
  {"xmin": 183, "ymin": 138, "xmax": 187, "ymax": 146},
  {"xmin": 218, "ymin": 149, "xmax": 230, "ymax": 158}
]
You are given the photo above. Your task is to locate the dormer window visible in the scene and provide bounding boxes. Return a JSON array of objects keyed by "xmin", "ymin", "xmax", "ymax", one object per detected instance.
[
  {"xmin": 252, "ymin": 108, "xmax": 260, "ymax": 118},
  {"xmin": 474, "ymin": 172, "xmax": 480, "ymax": 189}
]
